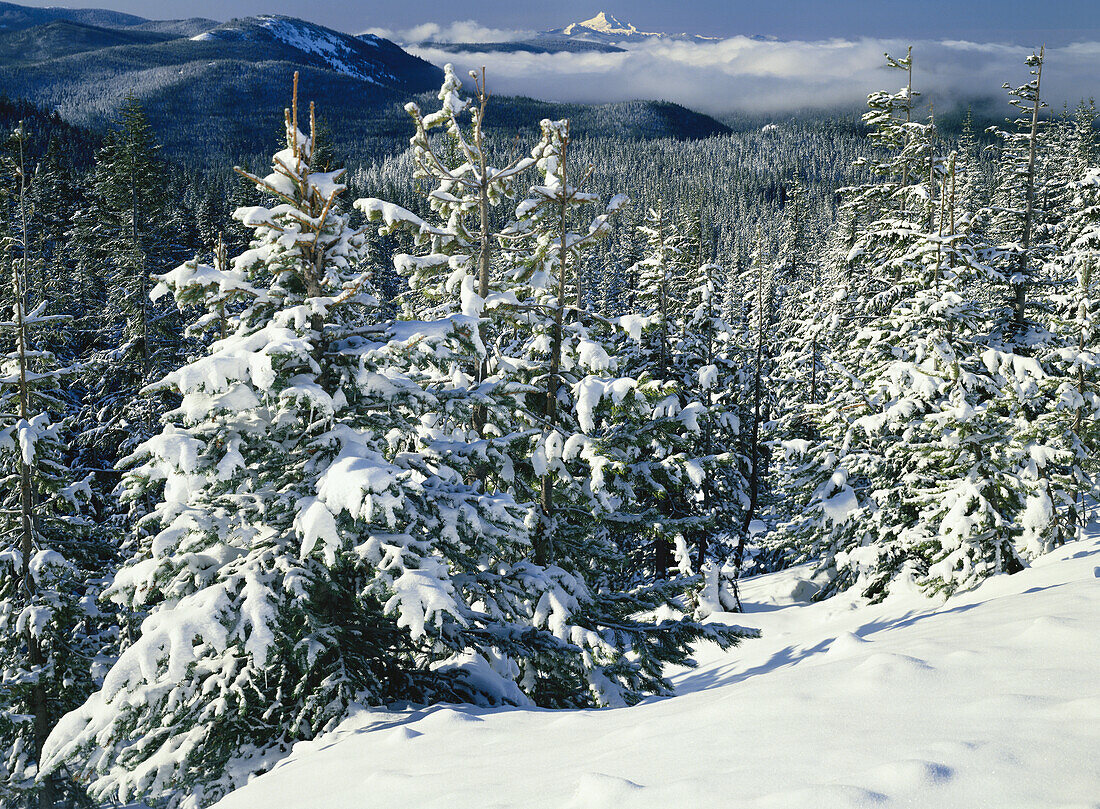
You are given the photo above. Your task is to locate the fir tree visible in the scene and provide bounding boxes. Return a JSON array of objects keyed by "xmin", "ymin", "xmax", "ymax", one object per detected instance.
[
  {"xmin": 1018, "ymin": 166, "xmax": 1100, "ymax": 553},
  {"xmin": 987, "ymin": 49, "xmax": 1049, "ymax": 346},
  {"xmin": 0, "ymin": 123, "xmax": 106, "ymax": 809},
  {"xmin": 674, "ymin": 254, "xmax": 749, "ymax": 574},
  {"xmin": 365, "ymin": 71, "xmax": 754, "ymax": 695},
  {"xmin": 72, "ymin": 95, "xmax": 183, "ymax": 481},
  {"xmin": 770, "ymin": 50, "xmax": 970, "ymax": 598},
  {"xmin": 45, "ymin": 79, "xmax": 753, "ymax": 809}
]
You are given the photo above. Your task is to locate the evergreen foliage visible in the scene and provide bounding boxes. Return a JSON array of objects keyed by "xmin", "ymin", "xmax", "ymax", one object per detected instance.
[
  {"xmin": 0, "ymin": 122, "xmax": 108, "ymax": 809},
  {"xmin": 41, "ymin": 75, "xmax": 754, "ymax": 809}
]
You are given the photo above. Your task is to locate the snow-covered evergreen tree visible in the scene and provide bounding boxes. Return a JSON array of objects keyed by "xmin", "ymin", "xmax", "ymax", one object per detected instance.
[
  {"xmin": 0, "ymin": 123, "xmax": 106, "ymax": 809},
  {"xmin": 44, "ymin": 79, "xmax": 753, "ymax": 809},
  {"xmin": 674, "ymin": 255, "xmax": 749, "ymax": 571},
  {"xmin": 631, "ymin": 199, "xmax": 681, "ymax": 380},
  {"xmin": 43, "ymin": 83, "xmax": 533, "ymax": 808},
  {"xmin": 614, "ymin": 200, "xmax": 723, "ymax": 578},
  {"xmin": 987, "ymin": 49, "xmax": 1050, "ymax": 346},
  {"xmin": 71, "ymin": 95, "xmax": 184, "ymax": 484},
  {"xmin": 366, "ymin": 64, "xmax": 533, "ymax": 321},
  {"xmin": 769, "ymin": 50, "xmax": 1009, "ymax": 598},
  {"xmin": 1018, "ymin": 166, "xmax": 1100, "ymax": 553},
  {"xmin": 363, "ymin": 71, "xmax": 754, "ymax": 704},
  {"xmin": 492, "ymin": 115, "xmax": 750, "ymax": 688},
  {"xmin": 355, "ymin": 63, "xmax": 535, "ymax": 489}
]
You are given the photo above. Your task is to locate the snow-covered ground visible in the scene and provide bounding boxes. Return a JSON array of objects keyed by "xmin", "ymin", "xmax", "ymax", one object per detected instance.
[{"xmin": 215, "ymin": 533, "xmax": 1100, "ymax": 809}]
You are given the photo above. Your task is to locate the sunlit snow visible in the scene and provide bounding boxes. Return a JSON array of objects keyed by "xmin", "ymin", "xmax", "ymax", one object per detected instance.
[{"xmin": 214, "ymin": 531, "xmax": 1100, "ymax": 809}]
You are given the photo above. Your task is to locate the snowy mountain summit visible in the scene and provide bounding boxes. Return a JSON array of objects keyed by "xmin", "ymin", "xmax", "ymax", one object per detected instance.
[
  {"xmin": 560, "ymin": 12, "xmax": 654, "ymax": 38},
  {"xmin": 186, "ymin": 15, "xmax": 440, "ymax": 90},
  {"xmin": 543, "ymin": 11, "xmax": 718, "ymax": 43}
]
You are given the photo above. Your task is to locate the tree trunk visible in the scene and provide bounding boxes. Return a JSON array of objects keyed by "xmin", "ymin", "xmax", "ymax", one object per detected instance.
[
  {"xmin": 472, "ymin": 140, "xmax": 491, "ymax": 465},
  {"xmin": 471, "ymin": 74, "xmax": 492, "ymax": 481},
  {"xmin": 696, "ymin": 275, "xmax": 716, "ymax": 570}
]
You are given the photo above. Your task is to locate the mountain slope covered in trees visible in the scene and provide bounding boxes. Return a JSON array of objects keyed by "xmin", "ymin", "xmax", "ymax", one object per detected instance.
[
  {"xmin": 0, "ymin": 0, "xmax": 148, "ymax": 30},
  {"xmin": 0, "ymin": 11, "xmax": 443, "ymax": 158},
  {"xmin": 0, "ymin": 7, "xmax": 1095, "ymax": 807}
]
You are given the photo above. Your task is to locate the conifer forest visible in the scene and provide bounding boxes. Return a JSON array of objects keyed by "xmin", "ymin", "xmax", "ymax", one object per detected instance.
[{"xmin": 0, "ymin": 3, "xmax": 1098, "ymax": 808}]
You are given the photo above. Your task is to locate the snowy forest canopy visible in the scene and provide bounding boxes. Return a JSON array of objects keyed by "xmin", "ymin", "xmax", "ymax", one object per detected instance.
[{"xmin": 0, "ymin": 45, "xmax": 1097, "ymax": 809}]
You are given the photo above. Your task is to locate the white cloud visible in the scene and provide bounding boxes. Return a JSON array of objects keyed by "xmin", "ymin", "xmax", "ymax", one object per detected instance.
[{"xmin": 407, "ymin": 36, "xmax": 1100, "ymax": 115}]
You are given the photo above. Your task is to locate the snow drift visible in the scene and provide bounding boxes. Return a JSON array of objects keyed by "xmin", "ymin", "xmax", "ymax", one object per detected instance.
[{"xmin": 214, "ymin": 531, "xmax": 1100, "ymax": 809}]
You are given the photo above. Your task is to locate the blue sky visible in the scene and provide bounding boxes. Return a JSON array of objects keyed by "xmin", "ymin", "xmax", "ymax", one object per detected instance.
[{"xmin": 14, "ymin": 0, "xmax": 1100, "ymax": 43}]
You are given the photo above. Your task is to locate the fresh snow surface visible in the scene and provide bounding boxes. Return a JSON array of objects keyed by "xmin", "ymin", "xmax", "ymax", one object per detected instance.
[{"xmin": 214, "ymin": 532, "xmax": 1100, "ymax": 809}]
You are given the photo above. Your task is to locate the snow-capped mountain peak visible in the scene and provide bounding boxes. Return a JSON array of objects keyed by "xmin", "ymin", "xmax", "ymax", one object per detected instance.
[
  {"xmin": 545, "ymin": 11, "xmax": 717, "ymax": 43},
  {"xmin": 562, "ymin": 12, "xmax": 655, "ymax": 37}
]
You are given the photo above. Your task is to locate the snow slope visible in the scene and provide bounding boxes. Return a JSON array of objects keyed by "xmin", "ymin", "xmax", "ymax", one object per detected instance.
[
  {"xmin": 215, "ymin": 534, "xmax": 1100, "ymax": 809},
  {"xmin": 185, "ymin": 15, "xmax": 439, "ymax": 91}
]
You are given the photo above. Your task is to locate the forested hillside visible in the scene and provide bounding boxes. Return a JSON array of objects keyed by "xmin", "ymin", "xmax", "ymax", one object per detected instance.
[{"xmin": 0, "ymin": 27, "xmax": 1095, "ymax": 809}]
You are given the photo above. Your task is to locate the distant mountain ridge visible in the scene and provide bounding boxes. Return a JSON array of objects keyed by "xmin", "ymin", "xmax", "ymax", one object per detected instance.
[
  {"xmin": 0, "ymin": 2, "xmax": 732, "ymax": 163},
  {"xmin": 426, "ymin": 10, "xmax": 778, "ymax": 56},
  {"xmin": 188, "ymin": 15, "xmax": 438, "ymax": 89},
  {"xmin": 418, "ymin": 37, "xmax": 625, "ymax": 55},
  {"xmin": 0, "ymin": 6, "xmax": 445, "ymax": 159},
  {"xmin": 0, "ymin": 0, "xmax": 149, "ymax": 30},
  {"xmin": 0, "ymin": 18, "xmax": 176, "ymax": 64}
]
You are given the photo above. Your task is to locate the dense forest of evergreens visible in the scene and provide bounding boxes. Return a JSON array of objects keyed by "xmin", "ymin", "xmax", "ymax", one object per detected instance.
[{"xmin": 0, "ymin": 45, "xmax": 1096, "ymax": 809}]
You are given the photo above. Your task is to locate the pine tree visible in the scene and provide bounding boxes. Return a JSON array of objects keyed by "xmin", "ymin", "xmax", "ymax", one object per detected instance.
[
  {"xmin": 365, "ymin": 71, "xmax": 754, "ymax": 693},
  {"xmin": 494, "ymin": 116, "xmax": 752, "ymax": 694},
  {"xmin": 497, "ymin": 117, "xmax": 624, "ymax": 567},
  {"xmin": 630, "ymin": 199, "xmax": 687, "ymax": 380},
  {"xmin": 617, "ymin": 199, "xmax": 712, "ymax": 578},
  {"xmin": 44, "ymin": 80, "xmax": 519, "ymax": 807},
  {"xmin": 771, "ymin": 178, "xmax": 827, "ymax": 438},
  {"xmin": 769, "ymin": 50, "xmax": 964, "ymax": 598},
  {"xmin": 45, "ymin": 79, "xmax": 754, "ymax": 808},
  {"xmin": 987, "ymin": 49, "xmax": 1049, "ymax": 346},
  {"xmin": 674, "ymin": 254, "xmax": 749, "ymax": 574},
  {"xmin": 1018, "ymin": 166, "xmax": 1100, "ymax": 554},
  {"xmin": 878, "ymin": 147, "xmax": 1031, "ymax": 596},
  {"xmin": 355, "ymin": 62, "xmax": 535, "ymax": 487},
  {"xmin": 731, "ymin": 228, "xmax": 779, "ymax": 580},
  {"xmin": 770, "ymin": 183, "xmax": 839, "ymax": 578},
  {"xmin": 72, "ymin": 95, "xmax": 182, "ymax": 481},
  {"xmin": 0, "ymin": 123, "xmax": 106, "ymax": 809},
  {"xmin": 365, "ymin": 65, "xmax": 533, "ymax": 320},
  {"xmin": 956, "ymin": 107, "xmax": 991, "ymax": 238},
  {"xmin": 1041, "ymin": 100, "xmax": 1096, "ymax": 259},
  {"xmin": 23, "ymin": 138, "xmax": 79, "ymax": 318}
]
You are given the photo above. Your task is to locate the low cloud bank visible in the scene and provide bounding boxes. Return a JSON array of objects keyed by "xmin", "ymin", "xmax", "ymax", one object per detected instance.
[{"xmin": 404, "ymin": 36, "xmax": 1100, "ymax": 115}]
